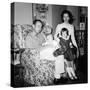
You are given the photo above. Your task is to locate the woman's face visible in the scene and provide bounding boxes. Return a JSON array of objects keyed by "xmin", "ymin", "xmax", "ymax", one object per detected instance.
[
  {"xmin": 35, "ymin": 21, "xmax": 42, "ymax": 33},
  {"xmin": 63, "ymin": 13, "xmax": 70, "ymax": 23}
]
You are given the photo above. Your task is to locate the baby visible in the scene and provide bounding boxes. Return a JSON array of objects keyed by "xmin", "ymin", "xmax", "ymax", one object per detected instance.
[
  {"xmin": 40, "ymin": 26, "xmax": 59, "ymax": 61},
  {"xmin": 53, "ymin": 27, "xmax": 77, "ymax": 80}
]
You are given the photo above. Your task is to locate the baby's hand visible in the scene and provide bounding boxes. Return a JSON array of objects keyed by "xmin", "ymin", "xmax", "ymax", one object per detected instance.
[
  {"xmin": 42, "ymin": 42, "xmax": 47, "ymax": 46},
  {"xmin": 42, "ymin": 43, "xmax": 45, "ymax": 46}
]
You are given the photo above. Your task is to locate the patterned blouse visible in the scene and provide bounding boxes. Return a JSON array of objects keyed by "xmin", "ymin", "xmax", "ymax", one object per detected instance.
[{"xmin": 25, "ymin": 32, "xmax": 45, "ymax": 49}]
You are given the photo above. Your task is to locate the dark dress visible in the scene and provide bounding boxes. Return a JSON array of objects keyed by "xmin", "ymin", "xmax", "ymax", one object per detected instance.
[{"xmin": 53, "ymin": 37, "xmax": 77, "ymax": 62}]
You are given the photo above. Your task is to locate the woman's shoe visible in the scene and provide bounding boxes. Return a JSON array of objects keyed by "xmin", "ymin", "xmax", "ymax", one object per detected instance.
[
  {"xmin": 59, "ymin": 77, "xmax": 68, "ymax": 83},
  {"xmin": 54, "ymin": 78, "xmax": 60, "ymax": 85}
]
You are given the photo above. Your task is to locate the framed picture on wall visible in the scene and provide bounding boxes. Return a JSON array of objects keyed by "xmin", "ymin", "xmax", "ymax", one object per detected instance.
[
  {"xmin": 32, "ymin": 3, "xmax": 49, "ymax": 25},
  {"xmin": 80, "ymin": 22, "xmax": 85, "ymax": 30}
]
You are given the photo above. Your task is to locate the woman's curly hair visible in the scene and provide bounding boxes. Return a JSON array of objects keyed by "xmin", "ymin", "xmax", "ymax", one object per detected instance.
[{"xmin": 61, "ymin": 10, "xmax": 74, "ymax": 24}]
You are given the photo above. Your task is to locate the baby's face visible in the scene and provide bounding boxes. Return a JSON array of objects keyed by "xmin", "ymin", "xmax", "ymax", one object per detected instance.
[
  {"xmin": 45, "ymin": 28, "xmax": 52, "ymax": 35},
  {"xmin": 62, "ymin": 31, "xmax": 68, "ymax": 38},
  {"xmin": 47, "ymin": 35, "xmax": 53, "ymax": 41}
]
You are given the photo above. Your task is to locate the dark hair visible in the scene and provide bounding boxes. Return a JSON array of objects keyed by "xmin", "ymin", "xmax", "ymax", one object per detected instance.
[
  {"xmin": 61, "ymin": 28, "xmax": 69, "ymax": 36},
  {"xmin": 61, "ymin": 10, "xmax": 74, "ymax": 24},
  {"xmin": 33, "ymin": 19, "xmax": 44, "ymax": 29}
]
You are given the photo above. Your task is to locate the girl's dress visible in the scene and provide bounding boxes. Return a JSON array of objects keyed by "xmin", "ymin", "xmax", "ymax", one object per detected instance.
[{"xmin": 53, "ymin": 36, "xmax": 77, "ymax": 67}]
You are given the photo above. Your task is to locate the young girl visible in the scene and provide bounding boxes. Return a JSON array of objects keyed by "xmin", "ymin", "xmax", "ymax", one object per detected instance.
[{"xmin": 53, "ymin": 27, "xmax": 77, "ymax": 80}]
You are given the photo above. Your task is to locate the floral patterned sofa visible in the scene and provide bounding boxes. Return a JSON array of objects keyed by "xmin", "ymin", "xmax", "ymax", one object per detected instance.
[{"xmin": 11, "ymin": 24, "xmax": 55, "ymax": 86}]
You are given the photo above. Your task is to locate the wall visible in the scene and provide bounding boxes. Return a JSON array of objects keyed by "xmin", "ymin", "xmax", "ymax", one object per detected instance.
[
  {"xmin": 52, "ymin": 5, "xmax": 66, "ymax": 32},
  {"xmin": 51, "ymin": 5, "xmax": 80, "ymax": 31},
  {"xmin": 46, "ymin": 5, "xmax": 52, "ymax": 27},
  {"xmin": 14, "ymin": 2, "xmax": 32, "ymax": 25},
  {"xmin": 13, "ymin": 2, "xmax": 80, "ymax": 30},
  {"xmin": 67, "ymin": 6, "xmax": 79, "ymax": 30}
]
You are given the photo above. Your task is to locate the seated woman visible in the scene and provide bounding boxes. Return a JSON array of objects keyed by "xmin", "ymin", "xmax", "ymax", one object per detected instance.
[
  {"xmin": 25, "ymin": 19, "xmax": 45, "ymax": 49},
  {"xmin": 21, "ymin": 21, "xmax": 56, "ymax": 86}
]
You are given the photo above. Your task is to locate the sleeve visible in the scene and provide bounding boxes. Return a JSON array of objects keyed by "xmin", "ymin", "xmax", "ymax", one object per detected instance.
[
  {"xmin": 54, "ymin": 24, "xmax": 61, "ymax": 42},
  {"xmin": 70, "ymin": 25, "xmax": 78, "ymax": 48}
]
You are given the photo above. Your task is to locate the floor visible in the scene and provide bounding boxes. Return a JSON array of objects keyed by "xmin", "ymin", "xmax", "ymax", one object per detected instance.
[{"xmin": 11, "ymin": 54, "xmax": 88, "ymax": 87}]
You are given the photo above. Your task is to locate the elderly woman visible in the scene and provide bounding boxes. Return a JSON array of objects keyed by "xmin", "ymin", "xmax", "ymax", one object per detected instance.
[{"xmin": 21, "ymin": 20, "xmax": 55, "ymax": 86}]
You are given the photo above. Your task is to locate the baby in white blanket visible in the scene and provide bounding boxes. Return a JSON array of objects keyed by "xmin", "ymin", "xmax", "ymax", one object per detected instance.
[{"xmin": 40, "ymin": 34, "xmax": 59, "ymax": 61}]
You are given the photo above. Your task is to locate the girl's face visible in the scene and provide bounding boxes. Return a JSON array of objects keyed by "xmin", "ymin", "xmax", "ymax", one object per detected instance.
[
  {"xmin": 63, "ymin": 13, "xmax": 70, "ymax": 23},
  {"xmin": 62, "ymin": 31, "xmax": 68, "ymax": 38},
  {"xmin": 34, "ymin": 21, "xmax": 42, "ymax": 33}
]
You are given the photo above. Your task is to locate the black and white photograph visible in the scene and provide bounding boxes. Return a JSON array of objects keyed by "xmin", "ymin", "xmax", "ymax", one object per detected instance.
[{"xmin": 11, "ymin": 2, "xmax": 88, "ymax": 87}]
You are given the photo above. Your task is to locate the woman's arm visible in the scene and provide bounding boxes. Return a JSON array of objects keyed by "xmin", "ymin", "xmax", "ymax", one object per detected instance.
[
  {"xmin": 54, "ymin": 24, "xmax": 61, "ymax": 42},
  {"xmin": 71, "ymin": 26, "xmax": 79, "ymax": 58},
  {"xmin": 71, "ymin": 26, "xmax": 78, "ymax": 48}
]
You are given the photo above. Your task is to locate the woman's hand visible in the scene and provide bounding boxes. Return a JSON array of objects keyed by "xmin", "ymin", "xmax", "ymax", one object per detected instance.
[{"xmin": 42, "ymin": 42, "xmax": 48, "ymax": 46}]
